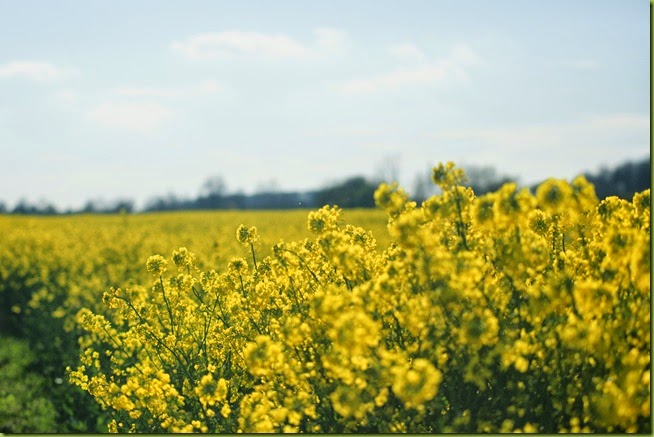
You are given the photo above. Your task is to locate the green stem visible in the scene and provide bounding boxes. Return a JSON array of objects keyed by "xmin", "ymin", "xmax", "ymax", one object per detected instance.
[
  {"xmin": 160, "ymin": 275, "xmax": 176, "ymax": 333},
  {"xmin": 238, "ymin": 273, "xmax": 246, "ymax": 297},
  {"xmin": 250, "ymin": 243, "xmax": 258, "ymax": 271},
  {"xmin": 453, "ymin": 190, "xmax": 470, "ymax": 250},
  {"xmin": 283, "ymin": 248, "xmax": 321, "ymax": 284}
]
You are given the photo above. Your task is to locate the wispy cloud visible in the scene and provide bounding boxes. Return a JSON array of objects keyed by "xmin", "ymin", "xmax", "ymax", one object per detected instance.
[
  {"xmin": 88, "ymin": 102, "xmax": 173, "ymax": 132},
  {"xmin": 430, "ymin": 113, "xmax": 649, "ymax": 181},
  {"xmin": 559, "ymin": 59, "xmax": 600, "ymax": 70},
  {"xmin": 53, "ymin": 89, "xmax": 78, "ymax": 104},
  {"xmin": 450, "ymin": 43, "xmax": 481, "ymax": 66},
  {"xmin": 541, "ymin": 58, "xmax": 600, "ymax": 70},
  {"xmin": 388, "ymin": 43, "xmax": 427, "ymax": 62},
  {"xmin": 338, "ymin": 63, "xmax": 454, "ymax": 93},
  {"xmin": 171, "ymin": 28, "xmax": 348, "ymax": 60},
  {"xmin": 0, "ymin": 60, "xmax": 79, "ymax": 81},
  {"xmin": 432, "ymin": 113, "xmax": 648, "ymax": 148},
  {"xmin": 171, "ymin": 31, "xmax": 308, "ymax": 59},
  {"xmin": 314, "ymin": 27, "xmax": 348, "ymax": 50},
  {"xmin": 114, "ymin": 86, "xmax": 183, "ymax": 98},
  {"xmin": 338, "ymin": 42, "xmax": 479, "ymax": 94},
  {"xmin": 113, "ymin": 80, "xmax": 222, "ymax": 98}
]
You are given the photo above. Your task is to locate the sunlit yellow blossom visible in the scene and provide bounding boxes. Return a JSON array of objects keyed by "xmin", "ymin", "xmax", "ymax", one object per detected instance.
[
  {"xmin": 194, "ymin": 374, "xmax": 228, "ymax": 408},
  {"xmin": 570, "ymin": 175, "xmax": 598, "ymax": 210},
  {"xmin": 146, "ymin": 254, "xmax": 168, "ymax": 275},
  {"xmin": 472, "ymin": 195, "xmax": 495, "ymax": 224},
  {"xmin": 536, "ymin": 178, "xmax": 573, "ymax": 212},
  {"xmin": 307, "ymin": 205, "xmax": 341, "ymax": 234},
  {"xmin": 327, "ymin": 309, "xmax": 380, "ymax": 356},
  {"xmin": 329, "ymin": 385, "xmax": 374, "ymax": 419},
  {"xmin": 432, "ymin": 161, "xmax": 467, "ymax": 189},
  {"xmin": 374, "ymin": 182, "xmax": 414, "ymax": 218},
  {"xmin": 392, "ymin": 358, "xmax": 442, "ymax": 408},
  {"xmin": 236, "ymin": 224, "xmax": 260, "ymax": 245},
  {"xmin": 244, "ymin": 335, "xmax": 285, "ymax": 377},
  {"xmin": 172, "ymin": 247, "xmax": 196, "ymax": 270},
  {"xmin": 227, "ymin": 257, "xmax": 248, "ymax": 276},
  {"xmin": 374, "ymin": 387, "xmax": 389, "ymax": 407}
]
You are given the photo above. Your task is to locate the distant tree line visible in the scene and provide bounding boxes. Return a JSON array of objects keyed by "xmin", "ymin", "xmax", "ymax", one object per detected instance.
[
  {"xmin": 456, "ymin": 158, "xmax": 650, "ymax": 202},
  {"xmin": 582, "ymin": 158, "xmax": 651, "ymax": 201},
  {"xmin": 0, "ymin": 198, "xmax": 135, "ymax": 215},
  {"xmin": 142, "ymin": 175, "xmax": 377, "ymax": 212},
  {"xmin": 1, "ymin": 157, "xmax": 649, "ymax": 215}
]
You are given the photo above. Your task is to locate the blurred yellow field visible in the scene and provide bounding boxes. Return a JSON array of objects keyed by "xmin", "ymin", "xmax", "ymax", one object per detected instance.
[{"xmin": 0, "ymin": 165, "xmax": 650, "ymax": 433}]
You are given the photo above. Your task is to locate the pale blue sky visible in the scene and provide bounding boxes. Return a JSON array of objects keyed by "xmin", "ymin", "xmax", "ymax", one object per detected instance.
[{"xmin": 0, "ymin": 0, "xmax": 649, "ymax": 210}]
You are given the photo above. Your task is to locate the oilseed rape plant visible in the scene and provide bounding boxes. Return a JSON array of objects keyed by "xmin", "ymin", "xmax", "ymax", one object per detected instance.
[
  {"xmin": 1, "ymin": 210, "xmax": 376, "ymax": 431},
  {"xmin": 63, "ymin": 162, "xmax": 651, "ymax": 433}
]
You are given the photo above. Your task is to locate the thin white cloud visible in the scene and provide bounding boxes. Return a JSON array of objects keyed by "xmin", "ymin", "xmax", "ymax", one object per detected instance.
[
  {"xmin": 0, "ymin": 60, "xmax": 79, "ymax": 81},
  {"xmin": 450, "ymin": 43, "xmax": 481, "ymax": 66},
  {"xmin": 54, "ymin": 89, "xmax": 78, "ymax": 104},
  {"xmin": 560, "ymin": 59, "xmax": 600, "ymax": 70},
  {"xmin": 432, "ymin": 114, "xmax": 648, "ymax": 147},
  {"xmin": 171, "ymin": 28, "xmax": 348, "ymax": 60},
  {"xmin": 305, "ymin": 126, "xmax": 393, "ymax": 139},
  {"xmin": 196, "ymin": 79, "xmax": 222, "ymax": 94},
  {"xmin": 115, "ymin": 86, "xmax": 184, "ymax": 98},
  {"xmin": 583, "ymin": 113, "xmax": 648, "ymax": 129},
  {"xmin": 314, "ymin": 27, "xmax": 348, "ymax": 50},
  {"xmin": 338, "ymin": 63, "xmax": 451, "ymax": 93},
  {"xmin": 388, "ymin": 43, "xmax": 428, "ymax": 62},
  {"xmin": 114, "ymin": 80, "xmax": 222, "ymax": 98},
  {"xmin": 338, "ymin": 43, "xmax": 479, "ymax": 94},
  {"xmin": 430, "ymin": 113, "xmax": 649, "ymax": 182},
  {"xmin": 88, "ymin": 102, "xmax": 173, "ymax": 132},
  {"xmin": 542, "ymin": 58, "xmax": 600, "ymax": 70},
  {"xmin": 172, "ymin": 31, "xmax": 309, "ymax": 59}
]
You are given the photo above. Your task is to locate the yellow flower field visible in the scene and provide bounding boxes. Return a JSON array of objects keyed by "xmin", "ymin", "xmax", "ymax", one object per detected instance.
[{"xmin": 0, "ymin": 163, "xmax": 650, "ymax": 433}]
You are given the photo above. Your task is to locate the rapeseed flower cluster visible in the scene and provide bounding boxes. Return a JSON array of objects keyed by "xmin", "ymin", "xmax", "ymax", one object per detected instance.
[
  {"xmin": 0, "ymin": 210, "xmax": 340, "ymax": 431},
  {"xmin": 66, "ymin": 163, "xmax": 649, "ymax": 433}
]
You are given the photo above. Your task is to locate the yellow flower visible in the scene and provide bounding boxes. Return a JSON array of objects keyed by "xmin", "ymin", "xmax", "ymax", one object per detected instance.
[
  {"xmin": 244, "ymin": 335, "xmax": 285, "ymax": 377},
  {"xmin": 570, "ymin": 175, "xmax": 598, "ymax": 211},
  {"xmin": 458, "ymin": 308, "xmax": 499, "ymax": 347},
  {"xmin": 227, "ymin": 257, "xmax": 248, "ymax": 275},
  {"xmin": 327, "ymin": 309, "xmax": 380, "ymax": 357},
  {"xmin": 195, "ymin": 374, "xmax": 229, "ymax": 408},
  {"xmin": 472, "ymin": 195, "xmax": 495, "ymax": 225},
  {"xmin": 172, "ymin": 247, "xmax": 196, "ymax": 269},
  {"xmin": 536, "ymin": 178, "xmax": 573, "ymax": 212},
  {"xmin": 432, "ymin": 161, "xmax": 467, "ymax": 189},
  {"xmin": 146, "ymin": 254, "xmax": 168, "ymax": 275},
  {"xmin": 307, "ymin": 205, "xmax": 341, "ymax": 234},
  {"xmin": 236, "ymin": 224, "xmax": 260, "ymax": 245},
  {"xmin": 374, "ymin": 387, "xmax": 389, "ymax": 407},
  {"xmin": 514, "ymin": 356, "xmax": 529, "ymax": 373},
  {"xmin": 329, "ymin": 385, "xmax": 373, "ymax": 419},
  {"xmin": 522, "ymin": 422, "xmax": 538, "ymax": 433},
  {"xmin": 392, "ymin": 358, "xmax": 442, "ymax": 408},
  {"xmin": 528, "ymin": 209, "xmax": 550, "ymax": 236},
  {"xmin": 374, "ymin": 182, "xmax": 413, "ymax": 218}
]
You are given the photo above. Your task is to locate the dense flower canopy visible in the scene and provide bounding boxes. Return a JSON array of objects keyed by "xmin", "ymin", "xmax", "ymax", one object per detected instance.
[{"xmin": 61, "ymin": 163, "xmax": 651, "ymax": 432}]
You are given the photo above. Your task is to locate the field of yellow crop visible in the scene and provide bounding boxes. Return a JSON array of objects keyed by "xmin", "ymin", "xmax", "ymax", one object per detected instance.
[
  {"xmin": 0, "ymin": 163, "xmax": 650, "ymax": 433},
  {"xmin": 0, "ymin": 208, "xmax": 388, "ymax": 432}
]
